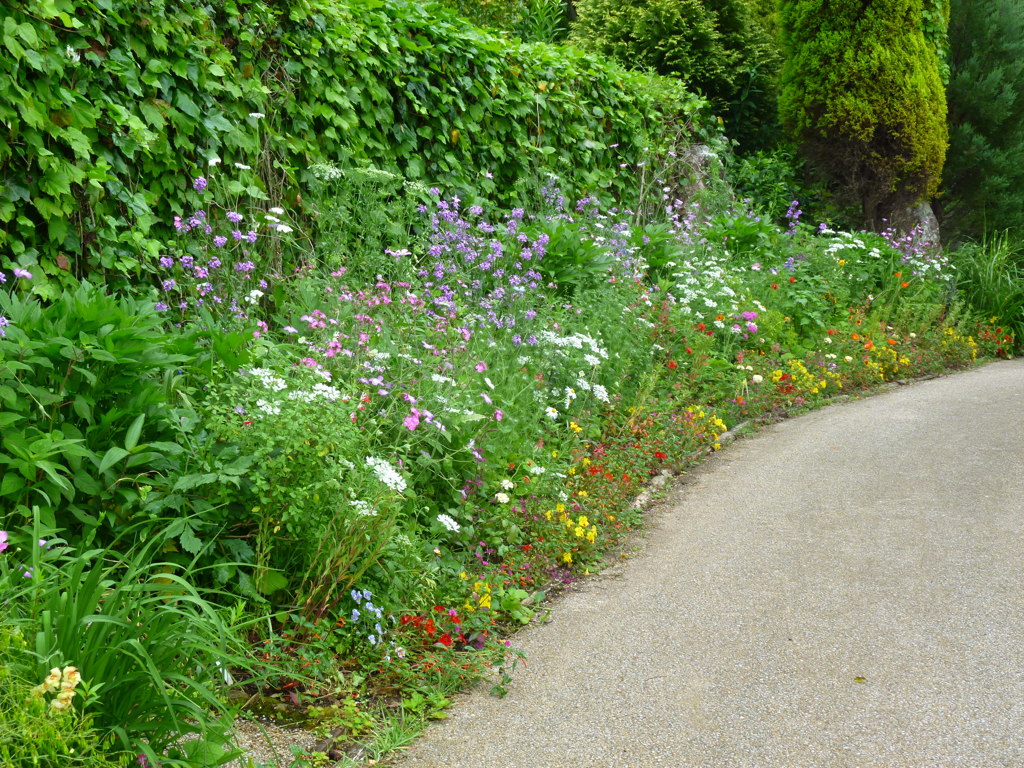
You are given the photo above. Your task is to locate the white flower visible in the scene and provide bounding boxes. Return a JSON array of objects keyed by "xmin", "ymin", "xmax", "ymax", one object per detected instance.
[
  {"xmin": 529, "ymin": 465, "xmax": 546, "ymax": 475},
  {"xmin": 484, "ymin": 377, "xmax": 495, "ymax": 390},
  {"xmin": 244, "ymin": 289, "xmax": 264, "ymax": 305},
  {"xmin": 437, "ymin": 513, "xmax": 460, "ymax": 532},
  {"xmin": 844, "ymin": 355, "xmax": 854, "ymax": 362},
  {"xmin": 365, "ymin": 456, "xmax": 407, "ymax": 493},
  {"xmin": 751, "ymin": 374, "xmax": 763, "ymax": 384},
  {"xmin": 499, "ymin": 479, "xmax": 514, "ymax": 490},
  {"xmin": 545, "ymin": 407, "xmax": 559, "ymax": 420},
  {"xmin": 351, "ymin": 500, "xmax": 376, "ymax": 517},
  {"xmin": 208, "ymin": 156, "xmax": 221, "ymax": 166},
  {"xmin": 583, "ymin": 354, "xmax": 600, "ymax": 367},
  {"xmin": 235, "ymin": 163, "xmax": 252, "ymax": 170},
  {"xmin": 255, "ymin": 399, "xmax": 280, "ymax": 416},
  {"xmin": 269, "ymin": 207, "xmax": 285, "ymax": 215},
  {"xmin": 592, "ymin": 384, "xmax": 609, "ymax": 403},
  {"xmin": 564, "ymin": 387, "xmax": 577, "ymax": 407},
  {"xmin": 249, "ymin": 112, "xmax": 266, "ymax": 119},
  {"xmin": 494, "ymin": 492, "xmax": 510, "ymax": 504},
  {"xmin": 275, "ymin": 223, "xmax": 293, "ymax": 233},
  {"xmin": 64, "ymin": 45, "xmax": 80, "ymax": 63}
]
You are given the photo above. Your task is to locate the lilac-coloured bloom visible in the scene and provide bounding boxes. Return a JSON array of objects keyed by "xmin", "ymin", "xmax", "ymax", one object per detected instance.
[
  {"xmin": 193, "ymin": 176, "xmax": 207, "ymax": 192},
  {"xmin": 747, "ymin": 323, "xmax": 758, "ymax": 334},
  {"xmin": 404, "ymin": 410, "xmax": 420, "ymax": 431},
  {"xmin": 494, "ymin": 409, "xmax": 504, "ymax": 421},
  {"xmin": 351, "ymin": 608, "xmax": 361, "ymax": 622},
  {"xmin": 480, "ymin": 392, "xmax": 492, "ymax": 405},
  {"xmin": 154, "ymin": 302, "xmax": 168, "ymax": 312},
  {"xmin": 159, "ymin": 256, "xmax": 174, "ymax": 269},
  {"xmin": 351, "ymin": 589, "xmax": 362, "ymax": 603},
  {"xmin": 226, "ymin": 211, "xmax": 243, "ymax": 223},
  {"xmin": 212, "ymin": 236, "xmax": 228, "ymax": 247},
  {"xmin": 245, "ymin": 230, "xmax": 257, "ymax": 243},
  {"xmin": 231, "ymin": 230, "xmax": 243, "ymax": 241},
  {"xmin": 0, "ymin": 530, "xmax": 8, "ymax": 553},
  {"xmin": 475, "ymin": 361, "xmax": 487, "ymax": 373},
  {"xmin": 161, "ymin": 279, "xmax": 176, "ymax": 291},
  {"xmin": 13, "ymin": 267, "xmax": 32, "ymax": 279}
]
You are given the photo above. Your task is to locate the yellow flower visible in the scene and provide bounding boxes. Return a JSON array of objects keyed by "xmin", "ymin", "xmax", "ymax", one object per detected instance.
[
  {"xmin": 582, "ymin": 457, "xmax": 590, "ymax": 466},
  {"xmin": 586, "ymin": 528, "xmax": 596, "ymax": 543},
  {"xmin": 459, "ymin": 571, "xmax": 468, "ymax": 580},
  {"xmin": 551, "ymin": 450, "xmax": 559, "ymax": 458},
  {"xmin": 568, "ymin": 467, "xmax": 576, "ymax": 476},
  {"xmin": 577, "ymin": 490, "xmax": 588, "ymax": 497},
  {"xmin": 574, "ymin": 526, "xmax": 584, "ymax": 538},
  {"xmin": 569, "ymin": 421, "xmax": 582, "ymax": 433},
  {"xmin": 545, "ymin": 510, "xmax": 553, "ymax": 521},
  {"xmin": 555, "ymin": 503, "xmax": 565, "ymax": 514},
  {"xmin": 479, "ymin": 594, "xmax": 492, "ymax": 609},
  {"xmin": 578, "ymin": 516, "xmax": 589, "ymax": 527},
  {"xmin": 562, "ymin": 552, "xmax": 572, "ymax": 563}
]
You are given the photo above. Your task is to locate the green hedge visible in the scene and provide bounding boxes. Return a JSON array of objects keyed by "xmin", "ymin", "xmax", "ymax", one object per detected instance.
[{"xmin": 1, "ymin": 0, "xmax": 709, "ymax": 287}]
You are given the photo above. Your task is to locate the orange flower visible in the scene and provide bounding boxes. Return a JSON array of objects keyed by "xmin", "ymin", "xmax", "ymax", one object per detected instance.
[
  {"xmin": 864, "ymin": 341, "xmax": 874, "ymax": 350},
  {"xmin": 887, "ymin": 338, "xmax": 897, "ymax": 345},
  {"xmin": 851, "ymin": 333, "xmax": 860, "ymax": 341},
  {"xmin": 901, "ymin": 281, "xmax": 909, "ymax": 288}
]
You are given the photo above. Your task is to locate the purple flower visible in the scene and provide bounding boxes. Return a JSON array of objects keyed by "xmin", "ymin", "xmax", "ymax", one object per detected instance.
[
  {"xmin": 154, "ymin": 302, "xmax": 168, "ymax": 312},
  {"xmin": 231, "ymin": 230, "xmax": 243, "ymax": 241},
  {"xmin": 245, "ymin": 230, "xmax": 257, "ymax": 243},
  {"xmin": 212, "ymin": 236, "xmax": 228, "ymax": 247},
  {"xmin": 226, "ymin": 211, "xmax": 243, "ymax": 223},
  {"xmin": 13, "ymin": 267, "xmax": 32, "ymax": 279},
  {"xmin": 161, "ymin": 279, "xmax": 176, "ymax": 291},
  {"xmin": 494, "ymin": 409, "xmax": 504, "ymax": 421},
  {"xmin": 0, "ymin": 530, "xmax": 8, "ymax": 553},
  {"xmin": 159, "ymin": 256, "xmax": 174, "ymax": 269},
  {"xmin": 193, "ymin": 176, "xmax": 207, "ymax": 192},
  {"xmin": 403, "ymin": 411, "xmax": 420, "ymax": 431}
]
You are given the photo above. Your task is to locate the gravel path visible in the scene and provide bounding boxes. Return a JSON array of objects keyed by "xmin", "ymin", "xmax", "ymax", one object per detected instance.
[{"xmin": 395, "ymin": 360, "xmax": 1024, "ymax": 768}]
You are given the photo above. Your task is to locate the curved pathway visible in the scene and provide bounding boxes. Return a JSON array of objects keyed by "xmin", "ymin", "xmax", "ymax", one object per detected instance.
[{"xmin": 398, "ymin": 360, "xmax": 1024, "ymax": 768}]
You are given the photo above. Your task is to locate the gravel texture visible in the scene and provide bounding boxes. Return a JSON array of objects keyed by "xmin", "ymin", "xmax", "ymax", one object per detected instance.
[{"xmin": 394, "ymin": 360, "xmax": 1024, "ymax": 768}]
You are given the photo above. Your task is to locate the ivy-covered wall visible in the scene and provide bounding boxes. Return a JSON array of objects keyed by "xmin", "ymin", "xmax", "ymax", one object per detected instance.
[{"xmin": 1, "ymin": 0, "xmax": 708, "ymax": 285}]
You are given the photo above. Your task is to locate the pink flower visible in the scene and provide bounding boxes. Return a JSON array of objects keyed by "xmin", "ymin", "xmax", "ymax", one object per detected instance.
[
  {"xmin": 494, "ymin": 409, "xmax": 504, "ymax": 421},
  {"xmin": 404, "ymin": 410, "xmax": 421, "ymax": 431},
  {"xmin": 475, "ymin": 361, "xmax": 487, "ymax": 372},
  {"xmin": 480, "ymin": 392, "xmax": 492, "ymax": 405}
]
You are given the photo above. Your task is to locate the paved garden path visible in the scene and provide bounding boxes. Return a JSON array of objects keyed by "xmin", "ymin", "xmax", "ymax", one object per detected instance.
[{"xmin": 397, "ymin": 360, "xmax": 1024, "ymax": 768}]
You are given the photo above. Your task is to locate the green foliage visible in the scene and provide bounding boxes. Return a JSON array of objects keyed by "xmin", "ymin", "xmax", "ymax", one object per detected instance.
[
  {"xmin": 0, "ymin": 514, "xmax": 253, "ymax": 765},
  {"xmin": 1, "ymin": 0, "xmax": 708, "ymax": 285},
  {"xmin": 950, "ymin": 231, "xmax": 1024, "ymax": 352},
  {"xmin": 0, "ymin": 282, "xmax": 195, "ymax": 541},
  {"xmin": 777, "ymin": 0, "xmax": 948, "ymax": 228},
  {"xmin": 570, "ymin": 0, "xmax": 780, "ymax": 150},
  {"xmin": 940, "ymin": 0, "xmax": 1024, "ymax": 241}
]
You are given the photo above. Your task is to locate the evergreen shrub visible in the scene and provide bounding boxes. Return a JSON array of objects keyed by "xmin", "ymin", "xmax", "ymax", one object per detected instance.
[
  {"xmin": 940, "ymin": 0, "xmax": 1024, "ymax": 240},
  {"xmin": 777, "ymin": 0, "xmax": 948, "ymax": 228}
]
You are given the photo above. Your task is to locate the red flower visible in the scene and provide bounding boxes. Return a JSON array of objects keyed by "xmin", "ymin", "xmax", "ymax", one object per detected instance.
[
  {"xmin": 425, "ymin": 619, "xmax": 436, "ymax": 636},
  {"xmin": 771, "ymin": 283, "xmax": 779, "ymax": 290},
  {"xmin": 438, "ymin": 633, "xmax": 453, "ymax": 647},
  {"xmin": 685, "ymin": 347, "xmax": 693, "ymax": 354},
  {"xmin": 654, "ymin": 451, "xmax": 668, "ymax": 460},
  {"xmin": 789, "ymin": 276, "xmax": 796, "ymax": 283},
  {"xmin": 667, "ymin": 360, "xmax": 678, "ymax": 370}
]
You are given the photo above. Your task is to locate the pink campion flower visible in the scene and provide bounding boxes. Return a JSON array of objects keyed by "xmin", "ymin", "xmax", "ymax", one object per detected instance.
[
  {"xmin": 0, "ymin": 530, "xmax": 8, "ymax": 553},
  {"xmin": 13, "ymin": 267, "xmax": 32, "ymax": 279},
  {"xmin": 475, "ymin": 361, "xmax": 487, "ymax": 373},
  {"xmin": 480, "ymin": 392, "xmax": 492, "ymax": 405},
  {"xmin": 404, "ymin": 409, "xmax": 421, "ymax": 431},
  {"xmin": 494, "ymin": 409, "xmax": 504, "ymax": 421}
]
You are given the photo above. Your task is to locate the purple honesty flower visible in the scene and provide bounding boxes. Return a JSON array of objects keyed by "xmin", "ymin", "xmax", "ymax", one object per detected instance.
[
  {"xmin": 13, "ymin": 267, "xmax": 32, "ymax": 279},
  {"xmin": 193, "ymin": 176, "xmax": 207, "ymax": 192},
  {"xmin": 404, "ymin": 410, "xmax": 420, "ymax": 431}
]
